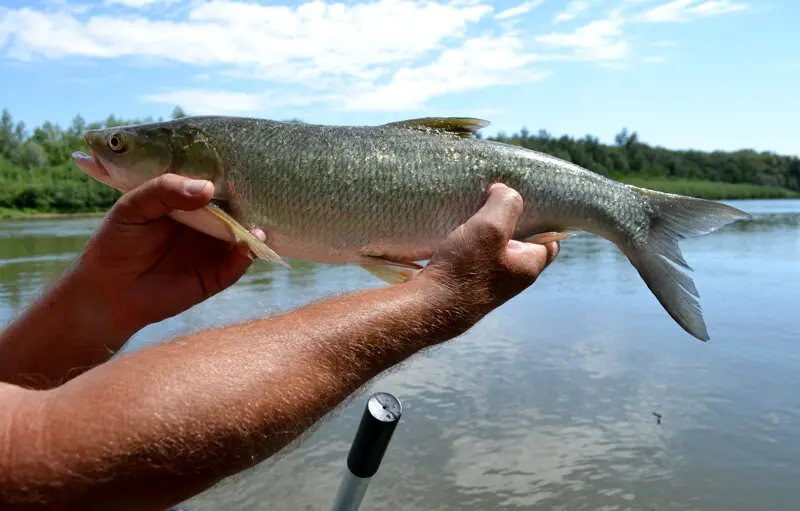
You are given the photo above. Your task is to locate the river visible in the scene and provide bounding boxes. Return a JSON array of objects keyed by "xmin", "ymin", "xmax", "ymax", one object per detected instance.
[{"xmin": 1, "ymin": 199, "xmax": 798, "ymax": 510}]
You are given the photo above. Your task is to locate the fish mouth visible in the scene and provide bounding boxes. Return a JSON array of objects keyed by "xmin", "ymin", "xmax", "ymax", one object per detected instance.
[{"xmin": 71, "ymin": 149, "xmax": 115, "ymax": 188}]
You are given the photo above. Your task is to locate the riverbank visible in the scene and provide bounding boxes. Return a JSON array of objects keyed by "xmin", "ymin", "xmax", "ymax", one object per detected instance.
[
  {"xmin": 0, "ymin": 208, "xmax": 106, "ymax": 220},
  {"xmin": 617, "ymin": 177, "xmax": 799, "ymax": 200}
]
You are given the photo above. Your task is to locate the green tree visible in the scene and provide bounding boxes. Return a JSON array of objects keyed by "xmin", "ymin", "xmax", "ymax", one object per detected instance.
[{"xmin": 171, "ymin": 106, "xmax": 187, "ymax": 119}]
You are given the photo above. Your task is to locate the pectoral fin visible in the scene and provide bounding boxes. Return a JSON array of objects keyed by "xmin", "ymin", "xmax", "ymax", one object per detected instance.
[
  {"xmin": 521, "ymin": 231, "xmax": 577, "ymax": 244},
  {"xmin": 358, "ymin": 256, "xmax": 423, "ymax": 285},
  {"xmin": 205, "ymin": 203, "xmax": 290, "ymax": 268}
]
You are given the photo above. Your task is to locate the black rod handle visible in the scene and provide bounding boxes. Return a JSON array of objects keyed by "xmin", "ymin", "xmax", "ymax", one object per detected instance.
[{"xmin": 346, "ymin": 392, "xmax": 402, "ymax": 479}]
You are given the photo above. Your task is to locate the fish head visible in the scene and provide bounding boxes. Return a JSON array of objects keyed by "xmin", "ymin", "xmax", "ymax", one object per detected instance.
[{"xmin": 72, "ymin": 122, "xmax": 220, "ymax": 193}]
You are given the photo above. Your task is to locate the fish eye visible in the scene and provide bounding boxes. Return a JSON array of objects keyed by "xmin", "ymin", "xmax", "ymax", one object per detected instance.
[{"xmin": 108, "ymin": 133, "xmax": 126, "ymax": 153}]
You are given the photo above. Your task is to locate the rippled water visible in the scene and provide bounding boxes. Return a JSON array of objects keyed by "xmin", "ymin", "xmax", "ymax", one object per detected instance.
[{"xmin": 1, "ymin": 199, "xmax": 798, "ymax": 510}]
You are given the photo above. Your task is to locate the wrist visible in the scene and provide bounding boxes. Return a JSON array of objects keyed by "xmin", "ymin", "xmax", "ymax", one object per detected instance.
[
  {"xmin": 412, "ymin": 265, "xmax": 493, "ymax": 310},
  {"xmin": 0, "ymin": 265, "xmax": 137, "ymax": 388},
  {"xmin": 62, "ymin": 263, "xmax": 140, "ymax": 345},
  {"xmin": 403, "ymin": 271, "xmax": 489, "ymax": 342}
]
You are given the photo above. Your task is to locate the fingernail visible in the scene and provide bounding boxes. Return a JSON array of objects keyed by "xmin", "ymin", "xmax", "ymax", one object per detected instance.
[
  {"xmin": 185, "ymin": 179, "xmax": 211, "ymax": 196},
  {"xmin": 250, "ymin": 228, "xmax": 267, "ymax": 242}
]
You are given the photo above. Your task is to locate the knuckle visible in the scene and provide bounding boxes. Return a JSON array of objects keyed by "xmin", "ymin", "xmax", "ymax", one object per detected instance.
[
  {"xmin": 110, "ymin": 191, "xmax": 135, "ymax": 213},
  {"xmin": 108, "ymin": 199, "xmax": 136, "ymax": 224},
  {"xmin": 502, "ymin": 187, "xmax": 523, "ymax": 211},
  {"xmin": 474, "ymin": 218, "xmax": 507, "ymax": 245}
]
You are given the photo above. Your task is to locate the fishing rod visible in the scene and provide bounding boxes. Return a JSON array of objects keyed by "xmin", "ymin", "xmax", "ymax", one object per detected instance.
[{"xmin": 331, "ymin": 392, "xmax": 403, "ymax": 511}]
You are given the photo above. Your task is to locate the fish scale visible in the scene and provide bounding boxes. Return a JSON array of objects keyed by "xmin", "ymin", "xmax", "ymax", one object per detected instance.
[
  {"xmin": 72, "ymin": 115, "xmax": 751, "ymax": 342},
  {"xmin": 209, "ymin": 121, "xmax": 493, "ymax": 257}
]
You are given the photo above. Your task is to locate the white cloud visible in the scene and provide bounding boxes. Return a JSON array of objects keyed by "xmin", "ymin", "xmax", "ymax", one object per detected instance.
[
  {"xmin": 535, "ymin": 0, "xmax": 745, "ymax": 68},
  {"xmin": 341, "ymin": 35, "xmax": 549, "ymax": 111},
  {"xmin": 640, "ymin": 0, "xmax": 746, "ymax": 22},
  {"xmin": 144, "ymin": 90, "xmax": 264, "ymax": 114},
  {"xmin": 0, "ymin": 0, "xmax": 752, "ymax": 114},
  {"xmin": 494, "ymin": 0, "xmax": 543, "ymax": 20},
  {"xmin": 553, "ymin": 0, "xmax": 591, "ymax": 24},
  {"xmin": 104, "ymin": 0, "xmax": 177, "ymax": 8},
  {"xmin": 1, "ymin": 0, "xmax": 550, "ymax": 112},
  {"xmin": 536, "ymin": 17, "xmax": 629, "ymax": 61},
  {"xmin": 640, "ymin": 0, "xmax": 693, "ymax": 22},
  {"xmin": 0, "ymin": 1, "xmax": 492, "ymax": 76},
  {"xmin": 144, "ymin": 87, "xmax": 336, "ymax": 114},
  {"xmin": 688, "ymin": 0, "xmax": 747, "ymax": 16},
  {"xmin": 0, "ymin": 10, "xmax": 106, "ymax": 60}
]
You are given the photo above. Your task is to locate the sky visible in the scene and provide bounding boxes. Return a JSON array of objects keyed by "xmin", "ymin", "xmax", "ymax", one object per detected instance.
[{"xmin": 0, "ymin": 0, "xmax": 797, "ymax": 155}]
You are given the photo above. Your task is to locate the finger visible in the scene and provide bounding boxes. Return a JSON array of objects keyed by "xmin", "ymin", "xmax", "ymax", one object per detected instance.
[
  {"xmin": 215, "ymin": 242, "xmax": 256, "ymax": 291},
  {"xmin": 178, "ymin": 234, "xmax": 254, "ymax": 297},
  {"xmin": 111, "ymin": 174, "xmax": 214, "ymax": 225},
  {"xmin": 504, "ymin": 239, "xmax": 560, "ymax": 277},
  {"xmin": 463, "ymin": 183, "xmax": 524, "ymax": 249}
]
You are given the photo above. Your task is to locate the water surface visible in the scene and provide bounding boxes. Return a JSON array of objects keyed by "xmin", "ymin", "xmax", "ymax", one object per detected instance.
[{"xmin": 1, "ymin": 199, "xmax": 798, "ymax": 510}]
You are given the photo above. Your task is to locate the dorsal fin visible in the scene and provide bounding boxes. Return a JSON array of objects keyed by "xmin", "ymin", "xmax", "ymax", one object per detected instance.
[{"xmin": 383, "ymin": 117, "xmax": 490, "ymax": 138}]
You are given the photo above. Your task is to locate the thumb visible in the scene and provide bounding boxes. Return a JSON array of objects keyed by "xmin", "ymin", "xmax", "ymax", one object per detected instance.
[
  {"xmin": 463, "ymin": 183, "xmax": 524, "ymax": 251},
  {"xmin": 110, "ymin": 174, "xmax": 214, "ymax": 225}
]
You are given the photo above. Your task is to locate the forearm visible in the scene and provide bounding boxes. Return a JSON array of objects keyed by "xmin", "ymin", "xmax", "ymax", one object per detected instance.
[
  {"xmin": 0, "ymin": 266, "xmax": 136, "ymax": 389},
  {"xmin": 3, "ymin": 277, "xmax": 479, "ymax": 510}
]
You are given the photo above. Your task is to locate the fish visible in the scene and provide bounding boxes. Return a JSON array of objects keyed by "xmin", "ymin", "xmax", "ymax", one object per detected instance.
[{"xmin": 71, "ymin": 115, "xmax": 751, "ymax": 342}]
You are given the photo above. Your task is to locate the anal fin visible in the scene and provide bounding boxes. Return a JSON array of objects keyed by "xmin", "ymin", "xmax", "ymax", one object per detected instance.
[
  {"xmin": 521, "ymin": 231, "xmax": 577, "ymax": 244},
  {"xmin": 358, "ymin": 256, "xmax": 423, "ymax": 285},
  {"xmin": 205, "ymin": 203, "xmax": 290, "ymax": 268}
]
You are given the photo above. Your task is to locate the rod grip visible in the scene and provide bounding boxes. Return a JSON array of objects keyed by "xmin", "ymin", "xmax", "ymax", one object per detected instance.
[{"xmin": 346, "ymin": 392, "xmax": 402, "ymax": 479}]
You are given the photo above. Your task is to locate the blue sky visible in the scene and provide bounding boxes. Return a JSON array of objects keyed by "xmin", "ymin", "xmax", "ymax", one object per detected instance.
[{"xmin": 0, "ymin": 0, "xmax": 797, "ymax": 155}]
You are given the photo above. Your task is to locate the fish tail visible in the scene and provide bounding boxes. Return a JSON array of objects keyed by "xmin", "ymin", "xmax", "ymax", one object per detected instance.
[{"xmin": 621, "ymin": 186, "xmax": 751, "ymax": 341}]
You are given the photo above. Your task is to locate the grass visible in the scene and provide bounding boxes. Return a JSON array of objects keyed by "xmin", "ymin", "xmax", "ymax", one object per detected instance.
[
  {"xmin": 0, "ymin": 207, "xmax": 106, "ymax": 220},
  {"xmin": 617, "ymin": 176, "xmax": 799, "ymax": 200}
]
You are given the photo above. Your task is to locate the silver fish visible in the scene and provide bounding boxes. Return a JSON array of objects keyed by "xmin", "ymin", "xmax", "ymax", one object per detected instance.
[{"xmin": 72, "ymin": 115, "xmax": 751, "ymax": 341}]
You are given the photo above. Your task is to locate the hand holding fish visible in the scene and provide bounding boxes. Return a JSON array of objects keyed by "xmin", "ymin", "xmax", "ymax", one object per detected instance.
[
  {"xmin": 414, "ymin": 182, "xmax": 559, "ymax": 317},
  {"xmin": 0, "ymin": 173, "xmax": 261, "ymax": 388},
  {"xmin": 75, "ymin": 173, "xmax": 262, "ymax": 336}
]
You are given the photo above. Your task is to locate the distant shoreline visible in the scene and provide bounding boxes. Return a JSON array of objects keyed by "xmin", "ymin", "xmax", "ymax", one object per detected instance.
[
  {"xmin": 616, "ymin": 177, "xmax": 799, "ymax": 201},
  {"xmin": 0, "ymin": 210, "xmax": 106, "ymax": 220}
]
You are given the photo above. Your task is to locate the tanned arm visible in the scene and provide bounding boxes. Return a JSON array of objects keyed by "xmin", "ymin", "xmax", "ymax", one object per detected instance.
[
  {"xmin": 0, "ymin": 270, "xmax": 137, "ymax": 389},
  {"xmin": 0, "ymin": 184, "xmax": 559, "ymax": 511}
]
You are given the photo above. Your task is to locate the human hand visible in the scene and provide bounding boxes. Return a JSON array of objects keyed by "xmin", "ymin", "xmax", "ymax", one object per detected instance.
[
  {"xmin": 414, "ymin": 183, "xmax": 559, "ymax": 317},
  {"xmin": 73, "ymin": 173, "xmax": 262, "ymax": 338}
]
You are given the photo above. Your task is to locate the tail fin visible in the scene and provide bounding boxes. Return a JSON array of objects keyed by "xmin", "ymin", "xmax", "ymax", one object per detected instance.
[{"xmin": 622, "ymin": 186, "xmax": 751, "ymax": 341}]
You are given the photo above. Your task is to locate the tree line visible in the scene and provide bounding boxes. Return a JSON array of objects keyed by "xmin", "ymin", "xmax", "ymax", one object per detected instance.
[
  {"xmin": 0, "ymin": 106, "xmax": 187, "ymax": 213},
  {"xmin": 482, "ymin": 127, "xmax": 799, "ymax": 195},
  {"xmin": 1, "ymin": 106, "xmax": 797, "ymax": 214}
]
